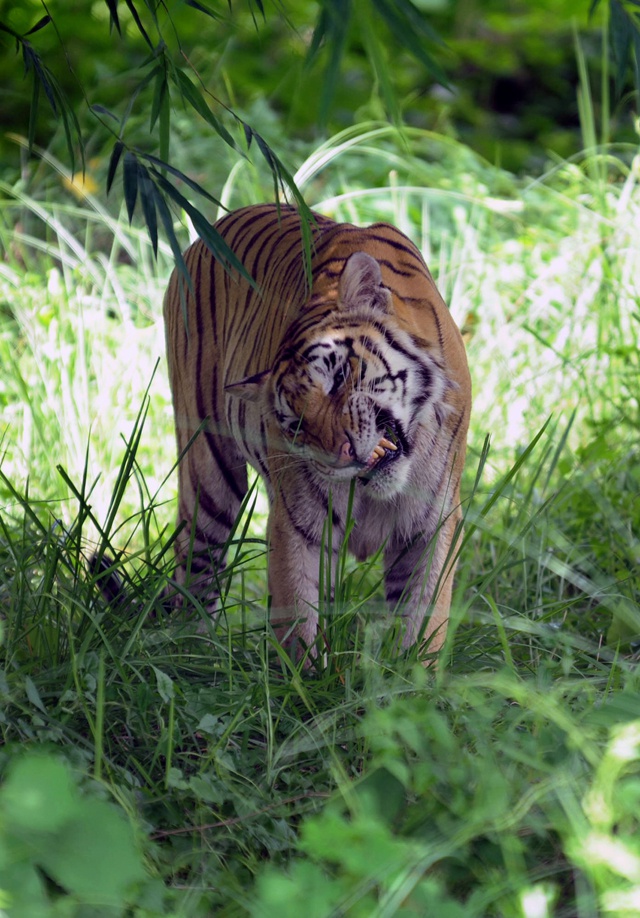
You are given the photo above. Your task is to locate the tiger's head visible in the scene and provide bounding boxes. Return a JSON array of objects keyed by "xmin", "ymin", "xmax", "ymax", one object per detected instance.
[{"xmin": 227, "ymin": 251, "xmax": 452, "ymax": 497}]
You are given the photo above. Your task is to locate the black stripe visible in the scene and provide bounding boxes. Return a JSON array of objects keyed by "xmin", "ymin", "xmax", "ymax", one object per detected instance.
[
  {"xmin": 445, "ymin": 408, "xmax": 466, "ymax": 458},
  {"xmin": 194, "ymin": 483, "xmax": 237, "ymax": 532},
  {"xmin": 278, "ymin": 487, "xmax": 322, "ymax": 545},
  {"xmin": 200, "ymin": 425, "xmax": 247, "ymax": 503},
  {"xmin": 188, "ymin": 557, "xmax": 217, "ymax": 575}
]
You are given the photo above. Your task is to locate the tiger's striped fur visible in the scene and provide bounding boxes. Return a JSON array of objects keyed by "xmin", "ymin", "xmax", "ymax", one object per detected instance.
[{"xmin": 164, "ymin": 203, "xmax": 471, "ymax": 661}]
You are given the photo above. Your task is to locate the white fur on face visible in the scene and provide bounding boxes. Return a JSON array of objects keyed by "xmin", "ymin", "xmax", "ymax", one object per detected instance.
[{"xmin": 273, "ymin": 321, "xmax": 452, "ymax": 495}]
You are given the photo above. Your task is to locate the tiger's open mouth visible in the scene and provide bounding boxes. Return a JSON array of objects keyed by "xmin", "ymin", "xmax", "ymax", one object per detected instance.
[{"xmin": 359, "ymin": 411, "xmax": 406, "ymax": 481}]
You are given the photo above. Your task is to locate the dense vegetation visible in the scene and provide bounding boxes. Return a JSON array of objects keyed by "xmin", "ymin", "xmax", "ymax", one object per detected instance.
[{"xmin": 1, "ymin": 2, "xmax": 640, "ymax": 916}]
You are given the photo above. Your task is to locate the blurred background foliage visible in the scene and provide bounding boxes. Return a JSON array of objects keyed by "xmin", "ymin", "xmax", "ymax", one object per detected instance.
[{"xmin": 0, "ymin": 0, "xmax": 636, "ymax": 190}]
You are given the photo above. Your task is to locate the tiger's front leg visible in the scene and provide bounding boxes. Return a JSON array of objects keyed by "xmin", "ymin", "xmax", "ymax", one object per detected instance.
[
  {"xmin": 266, "ymin": 489, "xmax": 343, "ymax": 662},
  {"xmin": 385, "ymin": 505, "xmax": 463, "ymax": 659}
]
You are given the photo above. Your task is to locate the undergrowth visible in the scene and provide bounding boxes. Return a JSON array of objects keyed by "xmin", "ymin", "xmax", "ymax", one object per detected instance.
[{"xmin": 0, "ymin": 128, "xmax": 639, "ymax": 915}]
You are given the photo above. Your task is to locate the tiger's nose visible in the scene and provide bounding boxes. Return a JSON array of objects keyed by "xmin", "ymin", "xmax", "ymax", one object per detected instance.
[
  {"xmin": 337, "ymin": 438, "xmax": 373, "ymax": 467},
  {"xmin": 337, "ymin": 439, "xmax": 356, "ymax": 466}
]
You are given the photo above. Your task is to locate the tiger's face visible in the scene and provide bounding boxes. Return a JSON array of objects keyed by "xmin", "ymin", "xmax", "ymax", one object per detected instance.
[
  {"xmin": 269, "ymin": 319, "xmax": 448, "ymax": 496},
  {"xmin": 226, "ymin": 250, "xmax": 452, "ymax": 498}
]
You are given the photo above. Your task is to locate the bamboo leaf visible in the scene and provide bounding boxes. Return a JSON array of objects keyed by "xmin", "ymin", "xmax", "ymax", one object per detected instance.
[
  {"xmin": 372, "ymin": 0, "xmax": 449, "ymax": 87},
  {"xmin": 173, "ymin": 69, "xmax": 242, "ymax": 153},
  {"xmin": 24, "ymin": 46, "xmax": 58, "ymax": 115},
  {"xmin": 25, "ymin": 15, "xmax": 51, "ymax": 36},
  {"xmin": 91, "ymin": 103, "xmax": 119, "ymax": 122},
  {"xmin": 159, "ymin": 92, "xmax": 170, "ymax": 171},
  {"xmin": 138, "ymin": 151, "xmax": 224, "ymax": 205},
  {"xmin": 140, "ymin": 0, "xmax": 161, "ymax": 28},
  {"xmin": 149, "ymin": 65, "xmax": 166, "ymax": 133},
  {"xmin": 20, "ymin": 42, "xmax": 84, "ymax": 172},
  {"xmin": 123, "ymin": 0, "xmax": 153, "ymax": 50},
  {"xmin": 305, "ymin": 0, "xmax": 352, "ymax": 124},
  {"xmin": 0, "ymin": 20, "xmax": 20, "ymax": 39},
  {"xmin": 58, "ymin": 100, "xmax": 77, "ymax": 176},
  {"xmin": 28, "ymin": 71, "xmax": 40, "ymax": 152},
  {"xmin": 152, "ymin": 184, "xmax": 193, "ymax": 305},
  {"xmin": 184, "ymin": 0, "xmax": 224, "ymax": 20},
  {"xmin": 633, "ymin": 26, "xmax": 640, "ymax": 95},
  {"xmin": 151, "ymin": 170, "xmax": 254, "ymax": 284},
  {"xmin": 59, "ymin": 80, "xmax": 84, "ymax": 176},
  {"xmin": 119, "ymin": 65, "xmax": 157, "ymax": 135},
  {"xmin": 306, "ymin": 4, "xmax": 330, "ymax": 62},
  {"xmin": 242, "ymin": 122, "xmax": 315, "ymax": 289},
  {"xmin": 137, "ymin": 163, "xmax": 158, "ymax": 257},
  {"xmin": 104, "ymin": 0, "xmax": 121, "ymax": 34},
  {"xmin": 610, "ymin": 0, "xmax": 632, "ymax": 96},
  {"xmin": 358, "ymin": 6, "xmax": 402, "ymax": 127},
  {"xmin": 123, "ymin": 151, "xmax": 139, "ymax": 223},
  {"xmin": 247, "ymin": 126, "xmax": 280, "ymax": 201}
]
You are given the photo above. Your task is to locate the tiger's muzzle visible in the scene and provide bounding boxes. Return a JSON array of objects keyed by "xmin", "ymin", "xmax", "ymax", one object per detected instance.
[{"xmin": 359, "ymin": 411, "xmax": 408, "ymax": 482}]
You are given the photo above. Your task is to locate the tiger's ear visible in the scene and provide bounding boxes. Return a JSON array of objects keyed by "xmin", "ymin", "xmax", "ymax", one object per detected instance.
[
  {"xmin": 225, "ymin": 369, "xmax": 271, "ymax": 402},
  {"xmin": 338, "ymin": 252, "xmax": 392, "ymax": 313}
]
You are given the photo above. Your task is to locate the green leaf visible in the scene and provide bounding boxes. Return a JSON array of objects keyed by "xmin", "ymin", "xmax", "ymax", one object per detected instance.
[
  {"xmin": 185, "ymin": 0, "xmax": 224, "ymax": 20},
  {"xmin": 357, "ymin": 5, "xmax": 402, "ymax": 126},
  {"xmin": 104, "ymin": 0, "xmax": 121, "ymax": 34},
  {"xmin": 305, "ymin": 0, "xmax": 352, "ymax": 125},
  {"xmin": 0, "ymin": 861, "xmax": 48, "ymax": 918},
  {"xmin": 106, "ymin": 139, "xmax": 124, "ymax": 194},
  {"xmin": 610, "ymin": 0, "xmax": 632, "ymax": 96},
  {"xmin": 0, "ymin": 20, "xmax": 20, "ymax": 40},
  {"xmin": 119, "ymin": 63, "xmax": 157, "ymax": 136},
  {"xmin": 372, "ymin": 0, "xmax": 449, "ymax": 87},
  {"xmin": 0, "ymin": 755, "xmax": 78, "ymax": 832},
  {"xmin": 173, "ymin": 69, "xmax": 242, "ymax": 153},
  {"xmin": 149, "ymin": 64, "xmax": 167, "ymax": 133},
  {"xmin": 20, "ymin": 43, "xmax": 83, "ymax": 172},
  {"xmin": 58, "ymin": 95, "xmax": 82, "ymax": 177},
  {"xmin": 123, "ymin": 150, "xmax": 139, "ymax": 223},
  {"xmin": 152, "ymin": 183, "xmax": 193, "ymax": 300},
  {"xmin": 152, "ymin": 169, "xmax": 253, "ymax": 283},
  {"xmin": 140, "ymin": 151, "xmax": 225, "ymax": 205},
  {"xmin": 91, "ymin": 102, "xmax": 119, "ymax": 121},
  {"xmin": 23, "ymin": 45, "xmax": 57, "ymax": 114},
  {"xmin": 25, "ymin": 15, "xmax": 51, "ymax": 36},
  {"xmin": 152, "ymin": 665, "xmax": 175, "ymax": 702},
  {"xmin": 138, "ymin": 163, "xmax": 158, "ymax": 256},
  {"xmin": 633, "ymin": 26, "xmax": 640, "ymax": 95},
  {"xmin": 24, "ymin": 675, "xmax": 47, "ymax": 713},
  {"xmin": 40, "ymin": 797, "xmax": 147, "ymax": 904},
  {"xmin": 159, "ymin": 76, "xmax": 171, "ymax": 166},
  {"xmin": 355, "ymin": 766, "xmax": 406, "ymax": 823},
  {"xmin": 241, "ymin": 124, "xmax": 315, "ymax": 287},
  {"xmin": 123, "ymin": 0, "xmax": 153, "ymax": 50},
  {"xmin": 583, "ymin": 692, "xmax": 640, "ymax": 726},
  {"xmin": 27, "ymin": 68, "xmax": 40, "ymax": 152}
]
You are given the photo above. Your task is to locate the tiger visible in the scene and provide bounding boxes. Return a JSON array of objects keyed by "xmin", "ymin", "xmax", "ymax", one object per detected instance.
[{"xmin": 163, "ymin": 203, "xmax": 471, "ymax": 663}]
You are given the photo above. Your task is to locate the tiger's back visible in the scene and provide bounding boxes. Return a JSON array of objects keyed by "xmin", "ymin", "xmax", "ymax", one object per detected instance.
[{"xmin": 164, "ymin": 203, "xmax": 471, "ymax": 660}]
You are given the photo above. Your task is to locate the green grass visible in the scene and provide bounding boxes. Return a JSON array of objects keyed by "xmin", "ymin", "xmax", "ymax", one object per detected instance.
[{"xmin": 0, "ymin": 128, "xmax": 639, "ymax": 916}]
